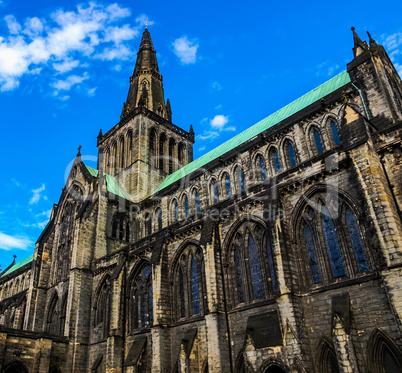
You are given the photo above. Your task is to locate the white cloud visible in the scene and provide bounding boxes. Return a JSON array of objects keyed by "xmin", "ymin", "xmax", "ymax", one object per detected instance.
[
  {"xmin": 0, "ymin": 232, "xmax": 32, "ymax": 251},
  {"xmin": 211, "ymin": 81, "xmax": 222, "ymax": 91},
  {"xmin": 172, "ymin": 36, "xmax": 198, "ymax": 64},
  {"xmin": 29, "ymin": 184, "xmax": 45, "ymax": 204},
  {"xmin": 210, "ymin": 115, "xmax": 229, "ymax": 130},
  {"xmin": 197, "ymin": 131, "xmax": 220, "ymax": 141},
  {"xmin": 53, "ymin": 59, "xmax": 80, "ymax": 74},
  {"xmin": 88, "ymin": 87, "xmax": 97, "ymax": 96},
  {"xmin": 4, "ymin": 15, "xmax": 21, "ymax": 34},
  {"xmin": 215, "ymin": 104, "xmax": 222, "ymax": 110},
  {"xmin": 0, "ymin": 2, "xmax": 149, "ymax": 92},
  {"xmin": 52, "ymin": 73, "xmax": 88, "ymax": 91},
  {"xmin": 197, "ymin": 114, "xmax": 236, "ymax": 143}
]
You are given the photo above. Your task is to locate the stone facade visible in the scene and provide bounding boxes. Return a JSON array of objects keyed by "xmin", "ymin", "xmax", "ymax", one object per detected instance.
[{"xmin": 0, "ymin": 28, "xmax": 401, "ymax": 373}]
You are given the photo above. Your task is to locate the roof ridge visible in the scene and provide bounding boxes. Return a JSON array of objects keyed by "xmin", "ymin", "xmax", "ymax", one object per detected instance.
[
  {"xmin": 1, "ymin": 254, "xmax": 34, "ymax": 278},
  {"xmin": 153, "ymin": 70, "xmax": 351, "ymax": 195}
]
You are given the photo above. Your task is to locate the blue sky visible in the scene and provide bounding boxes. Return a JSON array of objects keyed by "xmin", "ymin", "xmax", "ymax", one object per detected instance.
[{"xmin": 0, "ymin": 0, "xmax": 401, "ymax": 269}]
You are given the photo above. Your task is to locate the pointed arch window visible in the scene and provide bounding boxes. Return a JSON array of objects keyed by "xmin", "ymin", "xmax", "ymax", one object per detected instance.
[
  {"xmin": 234, "ymin": 247, "xmax": 245, "ymax": 303},
  {"xmin": 248, "ymin": 235, "xmax": 263, "ymax": 300},
  {"xmin": 313, "ymin": 129, "xmax": 324, "ymax": 154},
  {"xmin": 94, "ymin": 276, "xmax": 110, "ymax": 338},
  {"xmin": 184, "ymin": 196, "xmax": 189, "ymax": 218},
  {"xmin": 172, "ymin": 201, "xmax": 179, "ymax": 223},
  {"xmin": 272, "ymin": 150, "xmax": 281, "ymax": 174},
  {"xmin": 304, "ymin": 223, "xmax": 321, "ymax": 284},
  {"xmin": 179, "ymin": 268, "xmax": 185, "ymax": 318},
  {"xmin": 156, "ymin": 208, "xmax": 163, "ymax": 231},
  {"xmin": 126, "ymin": 221, "xmax": 130, "ymax": 242},
  {"xmin": 322, "ymin": 206, "xmax": 345, "ymax": 278},
  {"xmin": 346, "ymin": 208, "xmax": 368, "ymax": 273},
  {"xmin": 258, "ymin": 155, "xmax": 267, "ymax": 181},
  {"xmin": 169, "ymin": 138, "xmax": 175, "ymax": 174},
  {"xmin": 149, "ymin": 129, "xmax": 156, "ymax": 167},
  {"xmin": 195, "ymin": 191, "xmax": 200, "ymax": 213},
  {"xmin": 174, "ymin": 246, "xmax": 206, "ymax": 320},
  {"xmin": 211, "ymin": 180, "xmax": 219, "ymax": 204},
  {"xmin": 330, "ymin": 121, "xmax": 341, "ymax": 146},
  {"xmin": 228, "ymin": 223, "xmax": 277, "ymax": 308},
  {"xmin": 225, "ymin": 174, "xmax": 231, "ymax": 197},
  {"xmin": 120, "ymin": 137, "xmax": 125, "ymax": 169},
  {"xmin": 159, "ymin": 134, "xmax": 166, "ymax": 172},
  {"xmin": 146, "ymin": 213, "xmax": 152, "ymax": 236},
  {"xmin": 266, "ymin": 237, "xmax": 278, "ymax": 293},
  {"xmin": 238, "ymin": 168, "xmax": 245, "ymax": 192},
  {"xmin": 287, "ymin": 142, "xmax": 297, "ymax": 167},
  {"xmin": 191, "ymin": 256, "xmax": 200, "ymax": 315},
  {"xmin": 130, "ymin": 265, "xmax": 153, "ymax": 331},
  {"xmin": 298, "ymin": 196, "xmax": 370, "ymax": 288}
]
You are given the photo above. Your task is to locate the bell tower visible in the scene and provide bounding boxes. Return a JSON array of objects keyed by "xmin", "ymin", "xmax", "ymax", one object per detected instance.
[
  {"xmin": 121, "ymin": 27, "xmax": 171, "ymax": 121},
  {"xmin": 97, "ymin": 27, "xmax": 194, "ymax": 202}
]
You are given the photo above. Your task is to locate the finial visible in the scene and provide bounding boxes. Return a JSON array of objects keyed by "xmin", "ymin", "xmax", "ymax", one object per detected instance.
[
  {"xmin": 145, "ymin": 17, "xmax": 148, "ymax": 29},
  {"xmin": 98, "ymin": 129, "xmax": 103, "ymax": 138},
  {"xmin": 367, "ymin": 31, "xmax": 378, "ymax": 47},
  {"xmin": 77, "ymin": 145, "xmax": 82, "ymax": 157},
  {"xmin": 351, "ymin": 26, "xmax": 355, "ymax": 31},
  {"xmin": 12, "ymin": 255, "xmax": 16, "ymax": 263}
]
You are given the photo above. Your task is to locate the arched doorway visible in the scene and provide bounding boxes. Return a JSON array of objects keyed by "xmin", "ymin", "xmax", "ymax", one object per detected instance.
[
  {"xmin": 2, "ymin": 361, "xmax": 28, "ymax": 373},
  {"xmin": 264, "ymin": 366, "xmax": 287, "ymax": 373}
]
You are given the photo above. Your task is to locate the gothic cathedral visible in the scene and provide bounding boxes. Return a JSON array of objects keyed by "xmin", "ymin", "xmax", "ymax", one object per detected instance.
[{"xmin": 0, "ymin": 27, "xmax": 402, "ymax": 373}]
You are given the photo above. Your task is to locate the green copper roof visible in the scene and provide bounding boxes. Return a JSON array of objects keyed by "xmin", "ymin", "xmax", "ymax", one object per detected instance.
[
  {"xmin": 1, "ymin": 254, "xmax": 33, "ymax": 277},
  {"xmin": 153, "ymin": 70, "xmax": 351, "ymax": 194},
  {"xmin": 85, "ymin": 165, "xmax": 132, "ymax": 201},
  {"xmin": 86, "ymin": 165, "xmax": 99, "ymax": 178}
]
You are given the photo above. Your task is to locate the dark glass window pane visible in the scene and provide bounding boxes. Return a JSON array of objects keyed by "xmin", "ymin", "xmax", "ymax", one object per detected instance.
[
  {"xmin": 126, "ymin": 221, "xmax": 130, "ymax": 242},
  {"xmin": 159, "ymin": 136, "xmax": 165, "ymax": 171},
  {"xmin": 157, "ymin": 210, "xmax": 163, "ymax": 231},
  {"xmin": 191, "ymin": 257, "xmax": 200, "ymax": 315},
  {"xmin": 239, "ymin": 169, "xmax": 245, "ymax": 191},
  {"xmin": 314, "ymin": 130, "xmax": 324, "ymax": 154},
  {"xmin": 148, "ymin": 284, "xmax": 153, "ymax": 326},
  {"xmin": 266, "ymin": 238, "xmax": 277, "ymax": 293},
  {"xmin": 213, "ymin": 181, "xmax": 219, "ymax": 203},
  {"xmin": 322, "ymin": 206, "xmax": 345, "ymax": 278},
  {"xmin": 346, "ymin": 209, "xmax": 368, "ymax": 273},
  {"xmin": 288, "ymin": 143, "xmax": 296, "ymax": 167},
  {"xmin": 133, "ymin": 289, "xmax": 138, "ymax": 329},
  {"xmin": 329, "ymin": 352, "xmax": 340, "ymax": 373},
  {"xmin": 179, "ymin": 268, "xmax": 185, "ymax": 318},
  {"xmin": 185, "ymin": 197, "xmax": 189, "ymax": 217},
  {"xmin": 195, "ymin": 191, "xmax": 200, "ymax": 212},
  {"xmin": 174, "ymin": 202, "xmax": 179, "ymax": 222},
  {"xmin": 248, "ymin": 235, "xmax": 263, "ymax": 300},
  {"xmin": 147, "ymin": 215, "xmax": 152, "ymax": 235},
  {"xmin": 226, "ymin": 175, "xmax": 231, "ymax": 197},
  {"xmin": 331, "ymin": 121, "xmax": 341, "ymax": 145},
  {"xmin": 273, "ymin": 151, "xmax": 281, "ymax": 173},
  {"xmin": 234, "ymin": 247, "xmax": 245, "ymax": 303},
  {"xmin": 141, "ymin": 291, "xmax": 145, "ymax": 327},
  {"xmin": 143, "ymin": 265, "xmax": 151, "ymax": 279},
  {"xmin": 384, "ymin": 347, "xmax": 400, "ymax": 373},
  {"xmin": 304, "ymin": 224, "xmax": 321, "ymax": 284},
  {"xmin": 259, "ymin": 156, "xmax": 267, "ymax": 181}
]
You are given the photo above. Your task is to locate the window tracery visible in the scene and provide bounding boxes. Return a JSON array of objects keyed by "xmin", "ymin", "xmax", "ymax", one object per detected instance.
[
  {"xmin": 227, "ymin": 221, "xmax": 278, "ymax": 308},
  {"xmin": 94, "ymin": 276, "xmax": 110, "ymax": 338},
  {"xmin": 129, "ymin": 264, "xmax": 153, "ymax": 331},
  {"xmin": 173, "ymin": 245, "xmax": 206, "ymax": 320},
  {"xmin": 297, "ymin": 194, "xmax": 370, "ymax": 288}
]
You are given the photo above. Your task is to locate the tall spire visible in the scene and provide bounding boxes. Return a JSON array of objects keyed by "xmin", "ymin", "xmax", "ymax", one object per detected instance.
[
  {"xmin": 367, "ymin": 31, "xmax": 378, "ymax": 48},
  {"xmin": 121, "ymin": 27, "xmax": 171, "ymax": 120},
  {"xmin": 351, "ymin": 27, "xmax": 368, "ymax": 57}
]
